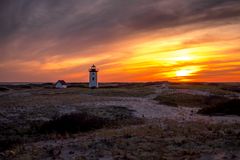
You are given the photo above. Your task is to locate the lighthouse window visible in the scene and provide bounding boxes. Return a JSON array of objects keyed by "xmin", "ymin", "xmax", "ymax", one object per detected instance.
[{"xmin": 92, "ymin": 77, "xmax": 95, "ymax": 81}]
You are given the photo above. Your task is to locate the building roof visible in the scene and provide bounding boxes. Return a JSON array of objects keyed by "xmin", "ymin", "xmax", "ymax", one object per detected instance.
[{"xmin": 56, "ymin": 80, "xmax": 67, "ymax": 85}]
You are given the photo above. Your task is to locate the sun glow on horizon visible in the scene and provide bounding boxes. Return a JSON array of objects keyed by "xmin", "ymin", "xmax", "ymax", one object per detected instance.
[{"xmin": 176, "ymin": 69, "xmax": 190, "ymax": 77}]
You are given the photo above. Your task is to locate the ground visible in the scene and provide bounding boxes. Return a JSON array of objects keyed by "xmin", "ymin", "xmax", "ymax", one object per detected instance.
[{"xmin": 0, "ymin": 82, "xmax": 240, "ymax": 160}]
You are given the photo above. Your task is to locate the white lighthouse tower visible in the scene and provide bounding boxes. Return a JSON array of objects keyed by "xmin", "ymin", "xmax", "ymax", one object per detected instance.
[{"xmin": 89, "ymin": 64, "xmax": 98, "ymax": 88}]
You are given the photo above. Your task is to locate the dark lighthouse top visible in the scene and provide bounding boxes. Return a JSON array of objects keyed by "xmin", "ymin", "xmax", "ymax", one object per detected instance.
[{"xmin": 89, "ymin": 64, "xmax": 98, "ymax": 72}]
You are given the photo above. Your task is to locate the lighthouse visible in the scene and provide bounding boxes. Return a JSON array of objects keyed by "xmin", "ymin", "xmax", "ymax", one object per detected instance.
[{"xmin": 89, "ymin": 64, "xmax": 98, "ymax": 88}]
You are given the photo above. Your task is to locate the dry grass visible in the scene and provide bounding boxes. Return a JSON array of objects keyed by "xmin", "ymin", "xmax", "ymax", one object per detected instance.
[
  {"xmin": 77, "ymin": 87, "xmax": 154, "ymax": 97},
  {"xmin": 81, "ymin": 120, "xmax": 240, "ymax": 159},
  {"xmin": 8, "ymin": 120, "xmax": 240, "ymax": 160},
  {"xmin": 0, "ymin": 104, "xmax": 143, "ymax": 152},
  {"xmin": 0, "ymin": 82, "xmax": 239, "ymax": 159}
]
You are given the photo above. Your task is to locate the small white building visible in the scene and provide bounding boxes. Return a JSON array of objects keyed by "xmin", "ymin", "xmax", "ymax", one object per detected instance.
[
  {"xmin": 55, "ymin": 80, "xmax": 67, "ymax": 89},
  {"xmin": 89, "ymin": 64, "xmax": 98, "ymax": 88}
]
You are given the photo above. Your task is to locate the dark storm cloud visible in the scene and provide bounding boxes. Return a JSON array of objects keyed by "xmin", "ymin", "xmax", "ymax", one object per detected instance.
[
  {"xmin": 127, "ymin": 0, "xmax": 240, "ymax": 30},
  {"xmin": 0, "ymin": 0, "xmax": 240, "ymax": 61}
]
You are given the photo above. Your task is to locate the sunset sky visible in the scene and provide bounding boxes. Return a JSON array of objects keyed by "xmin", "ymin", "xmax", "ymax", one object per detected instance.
[{"xmin": 0, "ymin": 0, "xmax": 240, "ymax": 82}]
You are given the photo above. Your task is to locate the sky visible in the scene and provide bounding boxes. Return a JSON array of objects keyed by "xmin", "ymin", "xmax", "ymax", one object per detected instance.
[{"xmin": 0, "ymin": 0, "xmax": 240, "ymax": 82}]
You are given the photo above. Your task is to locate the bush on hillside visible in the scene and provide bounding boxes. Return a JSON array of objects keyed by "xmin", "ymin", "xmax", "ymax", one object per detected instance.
[
  {"xmin": 39, "ymin": 112, "xmax": 108, "ymax": 134},
  {"xmin": 198, "ymin": 99, "xmax": 240, "ymax": 116}
]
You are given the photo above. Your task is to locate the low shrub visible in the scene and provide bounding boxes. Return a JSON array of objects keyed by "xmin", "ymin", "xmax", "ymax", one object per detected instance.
[
  {"xmin": 0, "ymin": 136, "xmax": 21, "ymax": 152},
  {"xmin": 39, "ymin": 112, "xmax": 109, "ymax": 134},
  {"xmin": 155, "ymin": 98, "xmax": 178, "ymax": 107},
  {"xmin": 154, "ymin": 93, "xmax": 208, "ymax": 108},
  {"xmin": 204, "ymin": 95, "xmax": 228, "ymax": 106},
  {"xmin": 221, "ymin": 86, "xmax": 240, "ymax": 93},
  {"xmin": 154, "ymin": 94, "xmax": 230, "ymax": 108},
  {"xmin": 0, "ymin": 87, "xmax": 9, "ymax": 92},
  {"xmin": 198, "ymin": 99, "xmax": 240, "ymax": 116}
]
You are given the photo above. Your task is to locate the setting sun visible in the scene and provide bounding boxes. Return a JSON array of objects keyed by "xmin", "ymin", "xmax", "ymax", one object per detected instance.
[{"xmin": 176, "ymin": 70, "xmax": 190, "ymax": 77}]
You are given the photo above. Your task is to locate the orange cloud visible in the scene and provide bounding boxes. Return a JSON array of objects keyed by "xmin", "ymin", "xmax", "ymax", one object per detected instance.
[{"xmin": 1, "ymin": 18, "xmax": 240, "ymax": 82}]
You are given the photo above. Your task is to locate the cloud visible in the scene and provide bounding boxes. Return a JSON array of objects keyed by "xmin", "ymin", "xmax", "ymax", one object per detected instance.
[{"xmin": 0, "ymin": 0, "xmax": 240, "ymax": 82}]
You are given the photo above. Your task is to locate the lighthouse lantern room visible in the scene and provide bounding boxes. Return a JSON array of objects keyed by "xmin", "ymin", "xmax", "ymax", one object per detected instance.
[{"xmin": 89, "ymin": 64, "xmax": 98, "ymax": 88}]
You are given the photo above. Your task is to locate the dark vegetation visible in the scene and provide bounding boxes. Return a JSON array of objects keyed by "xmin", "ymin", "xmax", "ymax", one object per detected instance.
[
  {"xmin": 0, "ymin": 112, "xmax": 109, "ymax": 152},
  {"xmin": 39, "ymin": 113, "xmax": 108, "ymax": 134},
  {"xmin": 0, "ymin": 82, "xmax": 163, "ymax": 90},
  {"xmin": 3, "ymin": 85, "xmax": 32, "ymax": 90},
  {"xmin": 91, "ymin": 121, "xmax": 240, "ymax": 160},
  {"xmin": 0, "ymin": 87, "xmax": 9, "ymax": 92},
  {"xmin": 39, "ymin": 110, "xmax": 143, "ymax": 135},
  {"xmin": 85, "ymin": 87, "xmax": 153, "ymax": 97},
  {"xmin": 0, "ymin": 136, "xmax": 21, "ymax": 152},
  {"xmin": 0, "ymin": 106, "xmax": 143, "ymax": 152},
  {"xmin": 154, "ymin": 93, "xmax": 228, "ymax": 108},
  {"xmin": 8, "ymin": 120, "xmax": 240, "ymax": 160},
  {"xmin": 198, "ymin": 99, "xmax": 240, "ymax": 116},
  {"xmin": 169, "ymin": 82, "xmax": 240, "ymax": 96},
  {"xmin": 154, "ymin": 92, "xmax": 240, "ymax": 116},
  {"xmin": 221, "ymin": 86, "xmax": 240, "ymax": 93},
  {"xmin": 67, "ymin": 83, "xmax": 88, "ymax": 88}
]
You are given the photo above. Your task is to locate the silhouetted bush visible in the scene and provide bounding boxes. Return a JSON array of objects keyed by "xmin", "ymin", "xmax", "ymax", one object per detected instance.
[
  {"xmin": 198, "ymin": 99, "xmax": 240, "ymax": 116},
  {"xmin": 0, "ymin": 87, "xmax": 9, "ymax": 92},
  {"xmin": 16, "ymin": 85, "xmax": 32, "ymax": 89},
  {"xmin": 154, "ymin": 93, "xmax": 209, "ymax": 108},
  {"xmin": 0, "ymin": 136, "xmax": 21, "ymax": 152},
  {"xmin": 221, "ymin": 86, "xmax": 240, "ymax": 93},
  {"xmin": 156, "ymin": 98, "xmax": 178, "ymax": 107},
  {"xmin": 204, "ymin": 95, "xmax": 228, "ymax": 106},
  {"xmin": 154, "ymin": 93, "xmax": 232, "ymax": 108},
  {"xmin": 67, "ymin": 83, "xmax": 89, "ymax": 88},
  {"xmin": 4, "ymin": 85, "xmax": 32, "ymax": 90},
  {"xmin": 39, "ymin": 113, "xmax": 109, "ymax": 134},
  {"xmin": 206, "ymin": 83, "xmax": 220, "ymax": 86}
]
